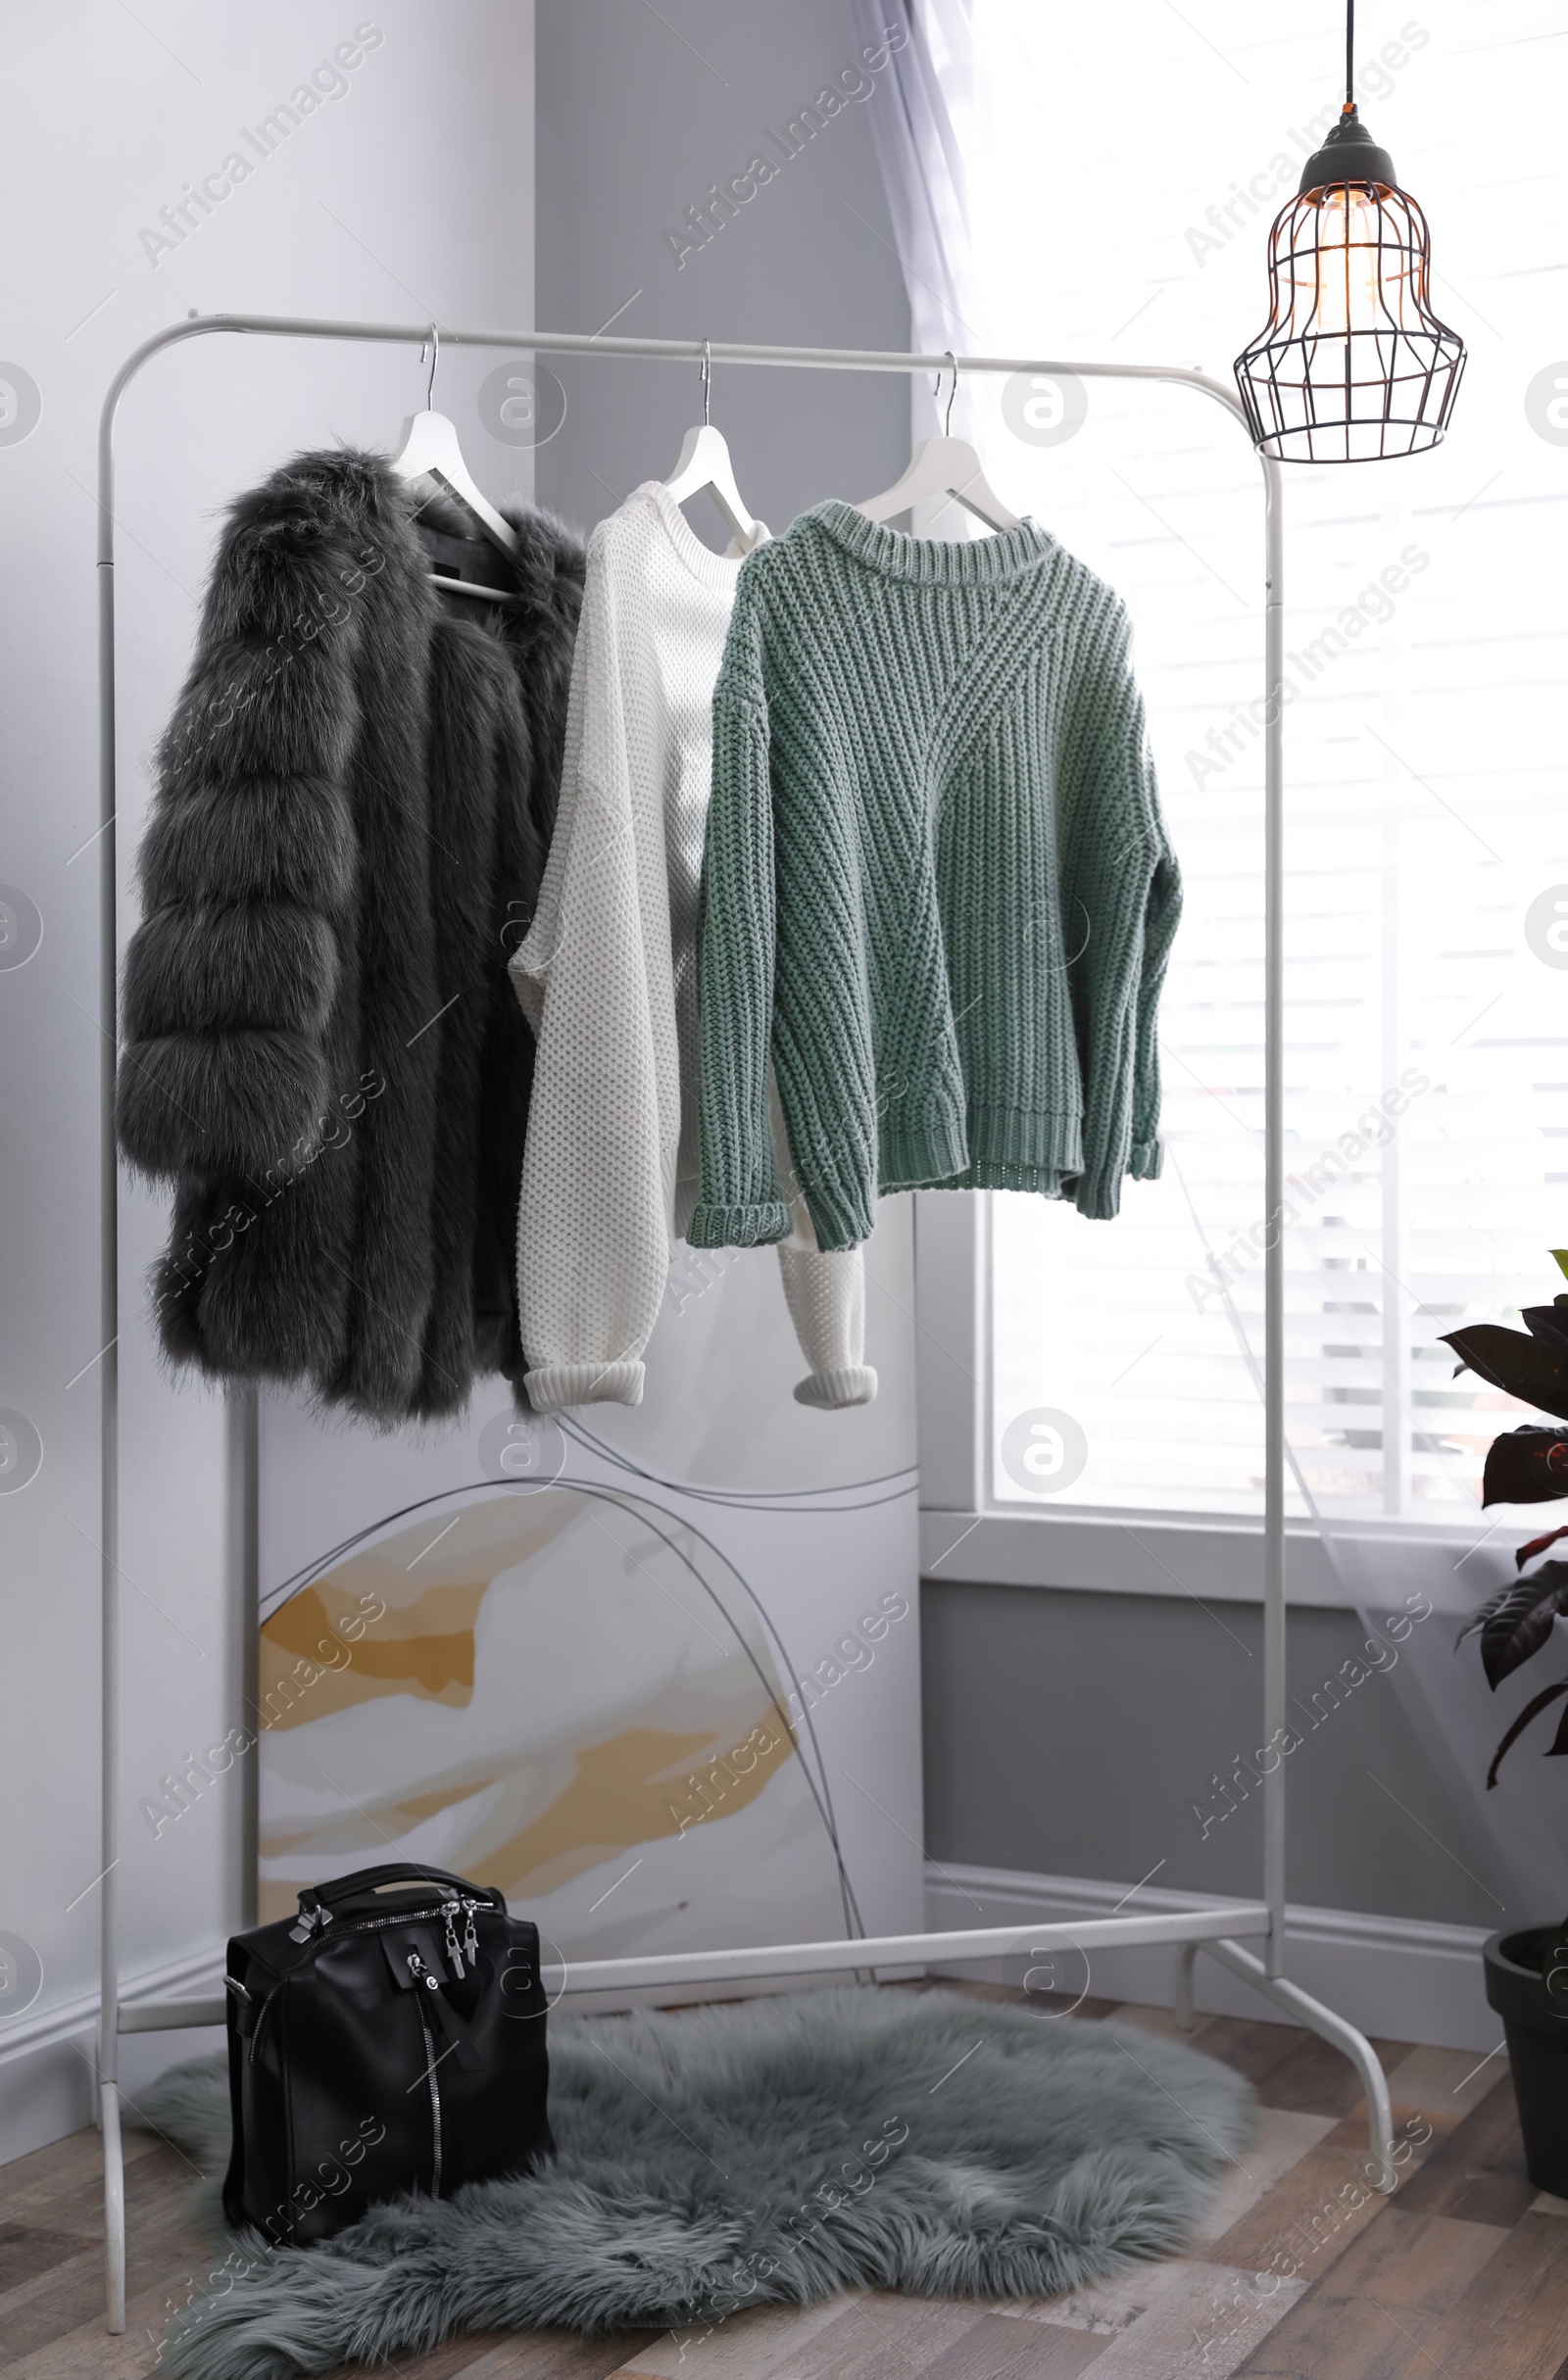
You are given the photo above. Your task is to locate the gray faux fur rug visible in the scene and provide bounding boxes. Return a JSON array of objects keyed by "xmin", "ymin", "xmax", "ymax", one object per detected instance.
[{"xmin": 138, "ymin": 1984, "xmax": 1253, "ymax": 2380}]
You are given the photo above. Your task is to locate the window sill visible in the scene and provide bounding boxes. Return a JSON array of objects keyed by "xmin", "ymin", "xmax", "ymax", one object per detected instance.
[{"xmin": 918, "ymin": 1506, "xmax": 1509, "ymax": 1610}]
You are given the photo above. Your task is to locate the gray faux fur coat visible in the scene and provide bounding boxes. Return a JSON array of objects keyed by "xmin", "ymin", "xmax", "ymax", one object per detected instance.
[{"xmin": 117, "ymin": 449, "xmax": 584, "ymax": 1425}]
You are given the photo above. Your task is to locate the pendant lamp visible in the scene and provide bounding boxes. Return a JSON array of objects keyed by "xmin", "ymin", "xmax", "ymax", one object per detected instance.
[{"xmin": 1234, "ymin": 3, "xmax": 1465, "ymax": 462}]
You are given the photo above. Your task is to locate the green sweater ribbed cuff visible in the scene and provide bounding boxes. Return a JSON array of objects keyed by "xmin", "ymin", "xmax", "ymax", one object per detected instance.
[
  {"xmin": 788, "ymin": 1173, "xmax": 874, "ymax": 1254},
  {"xmin": 687, "ymin": 1198, "xmax": 793, "ymax": 1249},
  {"xmin": 1077, "ymin": 1137, "xmax": 1161, "ymax": 1219}
]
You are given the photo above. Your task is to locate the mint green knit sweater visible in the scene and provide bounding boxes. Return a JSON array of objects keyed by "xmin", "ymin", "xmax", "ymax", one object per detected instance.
[{"xmin": 689, "ymin": 503, "xmax": 1181, "ymax": 1255}]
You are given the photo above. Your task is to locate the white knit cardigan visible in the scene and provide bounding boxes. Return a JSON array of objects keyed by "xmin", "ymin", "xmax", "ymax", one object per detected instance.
[{"xmin": 511, "ymin": 481, "xmax": 876, "ymax": 1414}]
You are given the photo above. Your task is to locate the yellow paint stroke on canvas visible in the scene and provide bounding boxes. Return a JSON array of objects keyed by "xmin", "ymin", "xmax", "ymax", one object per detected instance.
[
  {"xmin": 404, "ymin": 1711, "xmax": 794, "ymax": 1899},
  {"xmin": 259, "ymin": 1708, "xmax": 795, "ymax": 1916},
  {"xmin": 259, "ymin": 1579, "xmax": 485, "ymax": 1724},
  {"xmin": 256, "ymin": 1494, "xmax": 583, "ymax": 1725}
]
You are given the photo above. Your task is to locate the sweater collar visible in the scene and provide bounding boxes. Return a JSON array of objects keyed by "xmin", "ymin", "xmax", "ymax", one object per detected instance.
[
  {"xmin": 636, "ymin": 480, "xmax": 770, "ymax": 592},
  {"xmin": 808, "ymin": 500, "xmax": 1054, "ymax": 586}
]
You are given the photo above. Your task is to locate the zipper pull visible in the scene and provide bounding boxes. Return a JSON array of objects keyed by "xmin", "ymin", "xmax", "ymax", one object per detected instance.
[
  {"xmin": 406, "ymin": 1951, "xmax": 441, "ymax": 1991},
  {"xmin": 443, "ymin": 1905, "xmax": 465, "ymax": 1979},
  {"xmin": 463, "ymin": 1899, "xmax": 479, "ymax": 1965},
  {"xmin": 288, "ymin": 1902, "xmax": 336, "ymax": 1943}
]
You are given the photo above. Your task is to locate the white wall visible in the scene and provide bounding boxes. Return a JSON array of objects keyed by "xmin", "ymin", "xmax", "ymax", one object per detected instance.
[{"xmin": 0, "ymin": 0, "xmax": 536, "ymax": 2156}]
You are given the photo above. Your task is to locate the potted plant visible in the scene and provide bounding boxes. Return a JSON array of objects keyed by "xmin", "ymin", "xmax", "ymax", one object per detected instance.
[{"xmin": 1444, "ymin": 1257, "xmax": 1568, "ymax": 2195}]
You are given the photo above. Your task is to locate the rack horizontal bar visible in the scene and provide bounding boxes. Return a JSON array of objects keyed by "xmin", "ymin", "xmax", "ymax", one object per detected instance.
[
  {"xmin": 110, "ymin": 1905, "xmax": 1275, "ymax": 2038},
  {"xmin": 546, "ymin": 1906, "xmax": 1272, "ymax": 1994},
  {"xmin": 104, "ymin": 309, "xmax": 1250, "ymax": 395},
  {"xmin": 118, "ymin": 1996, "xmax": 227, "ymax": 2034}
]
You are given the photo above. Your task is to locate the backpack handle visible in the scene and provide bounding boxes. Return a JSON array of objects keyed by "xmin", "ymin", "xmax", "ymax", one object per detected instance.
[{"xmin": 298, "ymin": 1864, "xmax": 504, "ymax": 1916}]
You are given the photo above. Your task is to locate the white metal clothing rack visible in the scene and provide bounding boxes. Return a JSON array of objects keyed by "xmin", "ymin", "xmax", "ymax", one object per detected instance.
[{"xmin": 94, "ymin": 315, "xmax": 1396, "ymax": 2332}]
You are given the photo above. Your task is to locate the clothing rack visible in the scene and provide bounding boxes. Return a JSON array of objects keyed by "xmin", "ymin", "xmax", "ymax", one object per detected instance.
[{"xmin": 93, "ymin": 315, "xmax": 1395, "ymax": 2333}]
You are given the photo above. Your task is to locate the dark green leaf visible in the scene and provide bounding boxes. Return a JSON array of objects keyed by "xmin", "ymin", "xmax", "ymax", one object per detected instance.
[
  {"xmin": 1483, "ymin": 1427, "xmax": 1568, "ymax": 1508},
  {"xmin": 1468, "ymin": 1562, "xmax": 1568, "ymax": 1689},
  {"xmin": 1442, "ymin": 1326, "xmax": 1568, "ymax": 1422},
  {"xmin": 1488, "ymin": 1679, "xmax": 1568, "ymax": 1787},
  {"xmin": 1524, "ymin": 1304, "xmax": 1568, "ymax": 1359},
  {"xmin": 1457, "ymin": 1581, "xmax": 1513, "ymax": 1650},
  {"xmin": 1518, "ymin": 1526, "xmax": 1568, "ymax": 1568}
]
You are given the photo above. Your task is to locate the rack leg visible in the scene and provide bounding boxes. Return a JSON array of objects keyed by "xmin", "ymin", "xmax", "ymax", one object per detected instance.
[
  {"xmin": 1201, "ymin": 1937, "xmax": 1396, "ymax": 2188},
  {"xmin": 102, "ymin": 2079, "xmax": 126, "ymax": 2331},
  {"xmin": 1174, "ymin": 1940, "xmax": 1198, "ymax": 2032},
  {"xmin": 98, "ymin": 528, "xmax": 125, "ymax": 2331}
]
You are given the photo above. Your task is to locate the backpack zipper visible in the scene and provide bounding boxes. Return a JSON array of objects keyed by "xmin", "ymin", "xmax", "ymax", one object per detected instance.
[
  {"xmin": 295, "ymin": 1895, "xmax": 489, "ymax": 1956},
  {"xmin": 415, "ymin": 1997, "xmax": 443, "ymax": 2196}
]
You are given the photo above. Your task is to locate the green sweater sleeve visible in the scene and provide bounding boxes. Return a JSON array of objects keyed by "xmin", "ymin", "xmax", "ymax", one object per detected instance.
[
  {"xmin": 688, "ymin": 600, "xmax": 793, "ymax": 1249},
  {"xmin": 1064, "ymin": 610, "xmax": 1182, "ymax": 1219},
  {"xmin": 1129, "ymin": 811, "xmax": 1182, "ymax": 1182}
]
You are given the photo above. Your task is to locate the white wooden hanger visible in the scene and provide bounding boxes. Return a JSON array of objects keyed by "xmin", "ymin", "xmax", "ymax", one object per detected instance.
[
  {"xmin": 391, "ymin": 325, "xmax": 519, "ymax": 557},
  {"xmin": 662, "ymin": 342, "xmax": 764, "ymax": 553},
  {"xmin": 854, "ymin": 353, "xmax": 1021, "ymax": 533}
]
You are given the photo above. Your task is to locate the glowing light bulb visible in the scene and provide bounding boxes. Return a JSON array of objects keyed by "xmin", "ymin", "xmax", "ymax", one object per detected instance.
[{"xmin": 1307, "ymin": 184, "xmax": 1395, "ymax": 335}]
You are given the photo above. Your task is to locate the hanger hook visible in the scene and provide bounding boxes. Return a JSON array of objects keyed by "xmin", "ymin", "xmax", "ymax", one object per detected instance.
[
  {"xmin": 702, "ymin": 338, "xmax": 711, "ymax": 427},
  {"xmin": 421, "ymin": 324, "xmax": 440, "ymax": 411},
  {"xmin": 942, "ymin": 352, "xmax": 957, "ymax": 438}
]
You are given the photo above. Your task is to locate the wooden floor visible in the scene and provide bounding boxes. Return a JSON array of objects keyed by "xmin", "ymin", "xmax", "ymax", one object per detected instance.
[{"xmin": 5, "ymin": 1982, "xmax": 1568, "ymax": 2379}]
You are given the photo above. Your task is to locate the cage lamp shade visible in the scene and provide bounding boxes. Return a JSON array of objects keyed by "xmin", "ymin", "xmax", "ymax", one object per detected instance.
[{"xmin": 1234, "ymin": 103, "xmax": 1466, "ymax": 462}]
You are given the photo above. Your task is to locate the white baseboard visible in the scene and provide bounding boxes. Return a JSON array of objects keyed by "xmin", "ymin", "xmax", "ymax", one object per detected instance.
[
  {"xmin": 926, "ymin": 1862, "xmax": 1497, "ymax": 2053},
  {"xmin": 0, "ymin": 1946, "xmax": 226, "ymax": 2170}
]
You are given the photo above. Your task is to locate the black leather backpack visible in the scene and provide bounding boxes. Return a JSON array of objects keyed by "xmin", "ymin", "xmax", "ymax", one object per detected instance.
[{"xmin": 221, "ymin": 1863, "xmax": 554, "ymax": 2244}]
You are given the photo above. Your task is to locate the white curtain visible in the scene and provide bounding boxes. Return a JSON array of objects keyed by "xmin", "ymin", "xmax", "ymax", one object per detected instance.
[{"xmin": 847, "ymin": 0, "xmax": 975, "ymax": 357}]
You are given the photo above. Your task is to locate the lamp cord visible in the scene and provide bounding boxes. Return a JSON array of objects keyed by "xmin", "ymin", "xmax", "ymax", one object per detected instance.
[{"xmin": 1346, "ymin": 0, "xmax": 1354, "ymax": 109}]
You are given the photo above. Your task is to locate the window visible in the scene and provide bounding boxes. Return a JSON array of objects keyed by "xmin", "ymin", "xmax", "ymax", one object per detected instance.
[{"xmin": 939, "ymin": 1, "xmax": 1568, "ymax": 1528}]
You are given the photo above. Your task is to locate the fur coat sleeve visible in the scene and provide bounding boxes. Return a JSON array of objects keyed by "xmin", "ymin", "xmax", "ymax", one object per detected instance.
[
  {"xmin": 117, "ymin": 452, "xmax": 446, "ymax": 1420},
  {"xmin": 119, "ymin": 474, "xmax": 387, "ymax": 1180}
]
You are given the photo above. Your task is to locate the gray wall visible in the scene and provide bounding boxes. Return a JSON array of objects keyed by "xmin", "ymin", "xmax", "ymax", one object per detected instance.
[
  {"xmin": 923, "ymin": 1581, "xmax": 1500, "ymax": 1927},
  {"xmin": 535, "ymin": 0, "xmax": 909, "ymax": 540}
]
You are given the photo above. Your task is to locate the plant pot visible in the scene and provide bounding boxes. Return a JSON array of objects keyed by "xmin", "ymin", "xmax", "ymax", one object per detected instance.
[{"xmin": 1484, "ymin": 1927, "xmax": 1568, "ymax": 2196}]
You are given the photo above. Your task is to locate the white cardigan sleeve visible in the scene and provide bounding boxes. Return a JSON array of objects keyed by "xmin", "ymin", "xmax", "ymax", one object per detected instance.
[{"xmin": 511, "ymin": 551, "xmax": 678, "ymax": 1412}]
